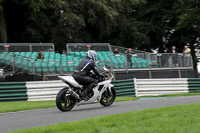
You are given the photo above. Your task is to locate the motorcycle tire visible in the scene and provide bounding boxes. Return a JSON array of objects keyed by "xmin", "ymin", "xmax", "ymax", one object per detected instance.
[
  {"xmin": 100, "ymin": 87, "xmax": 116, "ymax": 106},
  {"xmin": 56, "ymin": 88, "xmax": 76, "ymax": 111}
]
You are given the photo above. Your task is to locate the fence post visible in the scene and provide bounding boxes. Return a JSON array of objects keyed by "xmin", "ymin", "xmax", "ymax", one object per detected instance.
[
  {"xmin": 13, "ymin": 54, "xmax": 16, "ymax": 74},
  {"xmin": 178, "ymin": 69, "xmax": 182, "ymax": 78},
  {"xmin": 134, "ymin": 78, "xmax": 138, "ymax": 97},
  {"xmin": 148, "ymin": 65, "xmax": 152, "ymax": 79},
  {"xmin": 32, "ymin": 60, "xmax": 35, "ymax": 75},
  {"xmin": 59, "ymin": 60, "xmax": 62, "ymax": 75}
]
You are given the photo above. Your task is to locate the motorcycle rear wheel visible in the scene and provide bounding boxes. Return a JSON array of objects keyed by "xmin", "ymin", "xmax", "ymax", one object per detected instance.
[
  {"xmin": 56, "ymin": 88, "xmax": 76, "ymax": 111},
  {"xmin": 100, "ymin": 87, "xmax": 116, "ymax": 106}
]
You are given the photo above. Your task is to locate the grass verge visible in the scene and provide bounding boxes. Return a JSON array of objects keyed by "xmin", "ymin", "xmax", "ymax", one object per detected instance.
[
  {"xmin": 0, "ymin": 100, "xmax": 56, "ymax": 113},
  {"xmin": 0, "ymin": 97, "xmax": 138, "ymax": 113},
  {"xmin": 7, "ymin": 103, "xmax": 200, "ymax": 133}
]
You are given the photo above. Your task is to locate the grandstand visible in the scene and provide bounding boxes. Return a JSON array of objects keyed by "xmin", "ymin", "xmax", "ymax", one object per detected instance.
[{"xmin": 0, "ymin": 43, "xmax": 195, "ymax": 81}]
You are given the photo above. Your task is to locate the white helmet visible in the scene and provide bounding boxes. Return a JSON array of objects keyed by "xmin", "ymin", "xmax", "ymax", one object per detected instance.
[{"xmin": 87, "ymin": 50, "xmax": 97, "ymax": 61}]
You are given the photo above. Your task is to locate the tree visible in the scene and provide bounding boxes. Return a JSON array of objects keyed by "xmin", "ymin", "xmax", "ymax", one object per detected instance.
[{"xmin": 0, "ymin": 0, "xmax": 7, "ymax": 42}]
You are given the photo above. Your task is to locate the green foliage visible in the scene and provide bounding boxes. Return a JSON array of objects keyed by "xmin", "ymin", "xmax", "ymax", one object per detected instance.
[{"xmin": 0, "ymin": 0, "xmax": 199, "ymax": 53}]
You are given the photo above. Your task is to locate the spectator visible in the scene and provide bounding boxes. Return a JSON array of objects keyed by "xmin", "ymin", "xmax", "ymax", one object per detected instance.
[
  {"xmin": 183, "ymin": 45, "xmax": 191, "ymax": 67},
  {"xmin": 113, "ymin": 48, "xmax": 120, "ymax": 55},
  {"xmin": 171, "ymin": 46, "xmax": 178, "ymax": 67},
  {"xmin": 125, "ymin": 48, "xmax": 133, "ymax": 68},
  {"xmin": 183, "ymin": 46, "xmax": 191, "ymax": 56},
  {"xmin": 38, "ymin": 50, "xmax": 44, "ymax": 59}
]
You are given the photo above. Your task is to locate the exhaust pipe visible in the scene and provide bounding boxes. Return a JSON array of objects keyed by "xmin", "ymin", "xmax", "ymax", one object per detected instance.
[{"xmin": 68, "ymin": 88, "xmax": 81, "ymax": 100}]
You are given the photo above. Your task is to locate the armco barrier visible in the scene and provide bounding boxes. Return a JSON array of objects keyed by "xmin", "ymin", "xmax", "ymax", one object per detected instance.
[
  {"xmin": 188, "ymin": 78, "xmax": 200, "ymax": 93},
  {"xmin": 112, "ymin": 79, "xmax": 135, "ymax": 97},
  {"xmin": 26, "ymin": 80, "xmax": 67, "ymax": 101},
  {"xmin": 135, "ymin": 78, "xmax": 188, "ymax": 97},
  {"xmin": 0, "ymin": 82, "xmax": 27, "ymax": 102},
  {"xmin": 2, "ymin": 78, "xmax": 200, "ymax": 102},
  {"xmin": 0, "ymin": 79, "xmax": 135, "ymax": 102}
]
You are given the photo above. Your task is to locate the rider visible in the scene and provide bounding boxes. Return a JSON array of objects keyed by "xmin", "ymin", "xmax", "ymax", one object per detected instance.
[{"xmin": 72, "ymin": 50, "xmax": 103, "ymax": 100}]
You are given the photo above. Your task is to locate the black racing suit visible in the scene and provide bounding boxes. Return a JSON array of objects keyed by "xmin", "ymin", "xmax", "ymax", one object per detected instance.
[{"xmin": 72, "ymin": 57, "xmax": 101, "ymax": 94}]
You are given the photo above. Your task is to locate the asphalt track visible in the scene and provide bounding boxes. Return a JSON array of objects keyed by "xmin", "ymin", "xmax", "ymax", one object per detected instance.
[{"xmin": 0, "ymin": 95, "xmax": 200, "ymax": 132}]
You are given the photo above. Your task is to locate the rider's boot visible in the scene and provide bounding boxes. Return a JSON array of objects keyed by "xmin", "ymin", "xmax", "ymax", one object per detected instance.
[
  {"xmin": 81, "ymin": 82, "xmax": 97, "ymax": 101},
  {"xmin": 80, "ymin": 89, "xmax": 90, "ymax": 101}
]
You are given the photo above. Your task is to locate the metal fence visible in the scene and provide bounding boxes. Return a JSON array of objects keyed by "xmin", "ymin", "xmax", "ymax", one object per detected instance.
[
  {"xmin": 12, "ymin": 58, "xmax": 113, "ymax": 76},
  {"xmin": 110, "ymin": 45, "xmax": 148, "ymax": 54},
  {"xmin": 0, "ymin": 43, "xmax": 55, "ymax": 52},
  {"xmin": 0, "ymin": 52, "xmax": 193, "ymax": 79},
  {"xmin": 66, "ymin": 43, "xmax": 112, "ymax": 54},
  {"xmin": 131, "ymin": 53, "xmax": 193, "ymax": 69},
  {"xmin": 66, "ymin": 43, "xmax": 148, "ymax": 55}
]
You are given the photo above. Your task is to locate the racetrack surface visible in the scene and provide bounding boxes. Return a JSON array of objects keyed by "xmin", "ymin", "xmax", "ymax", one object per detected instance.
[{"xmin": 0, "ymin": 95, "xmax": 200, "ymax": 132}]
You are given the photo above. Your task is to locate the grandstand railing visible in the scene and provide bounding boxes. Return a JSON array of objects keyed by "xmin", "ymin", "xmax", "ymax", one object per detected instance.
[
  {"xmin": 66, "ymin": 43, "xmax": 112, "ymax": 54},
  {"xmin": 112, "ymin": 53, "xmax": 193, "ymax": 71},
  {"xmin": 30, "ymin": 60, "xmax": 113, "ymax": 75},
  {"xmin": 66, "ymin": 43, "xmax": 148, "ymax": 54},
  {"xmin": 0, "ymin": 52, "xmax": 193, "ymax": 78},
  {"xmin": 0, "ymin": 43, "xmax": 55, "ymax": 52},
  {"xmin": 110, "ymin": 45, "xmax": 148, "ymax": 54}
]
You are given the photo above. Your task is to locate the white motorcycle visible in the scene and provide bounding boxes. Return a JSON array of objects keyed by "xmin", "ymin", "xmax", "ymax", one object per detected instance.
[{"xmin": 56, "ymin": 66, "xmax": 116, "ymax": 111}]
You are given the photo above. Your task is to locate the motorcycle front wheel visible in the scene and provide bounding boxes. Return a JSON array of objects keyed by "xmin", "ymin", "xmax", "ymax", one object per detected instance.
[
  {"xmin": 100, "ymin": 87, "xmax": 116, "ymax": 106},
  {"xmin": 56, "ymin": 88, "xmax": 76, "ymax": 111}
]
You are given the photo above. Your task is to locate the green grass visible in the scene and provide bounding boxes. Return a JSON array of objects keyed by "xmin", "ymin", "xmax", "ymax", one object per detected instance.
[
  {"xmin": 0, "ymin": 100, "xmax": 56, "ymax": 113},
  {"xmin": 0, "ymin": 97, "xmax": 137, "ymax": 113},
  {"xmin": 7, "ymin": 103, "xmax": 200, "ymax": 133},
  {"xmin": 115, "ymin": 96, "xmax": 138, "ymax": 102}
]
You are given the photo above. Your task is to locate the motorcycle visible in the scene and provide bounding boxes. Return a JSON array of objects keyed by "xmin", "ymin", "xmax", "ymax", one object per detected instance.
[{"xmin": 56, "ymin": 66, "xmax": 116, "ymax": 111}]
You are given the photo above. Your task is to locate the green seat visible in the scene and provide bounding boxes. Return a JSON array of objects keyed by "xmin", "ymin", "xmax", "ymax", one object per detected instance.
[
  {"xmin": 115, "ymin": 57, "xmax": 124, "ymax": 69},
  {"xmin": 5, "ymin": 53, "xmax": 13, "ymax": 65},
  {"xmin": 73, "ymin": 57, "xmax": 79, "ymax": 68},
  {"xmin": 1, "ymin": 53, "xmax": 8, "ymax": 64},
  {"xmin": 112, "ymin": 58, "xmax": 120, "ymax": 69},
  {"xmin": 43, "ymin": 52, "xmax": 49, "ymax": 56},
  {"xmin": 20, "ymin": 52, "xmax": 26, "ymax": 56},
  {"xmin": 41, "ymin": 59, "xmax": 48, "ymax": 72},
  {"xmin": 135, "ymin": 58, "xmax": 142, "ymax": 68},
  {"xmin": 61, "ymin": 54, "xmax": 67, "ymax": 61},
  {"xmin": 98, "ymin": 54, "xmax": 104, "ymax": 60},
  {"xmin": 35, "ymin": 59, "xmax": 42, "ymax": 72},
  {"xmin": 138, "ymin": 58, "xmax": 148, "ymax": 68},
  {"xmin": 22, "ymin": 58, "xmax": 29, "ymax": 70},
  {"xmin": 32, "ymin": 52, "xmax": 38, "ymax": 55},
  {"xmin": 67, "ymin": 61, "xmax": 74, "ymax": 71},
  {"xmin": 106, "ymin": 51, "xmax": 111, "ymax": 55},
  {"xmin": 48, "ymin": 62, "xmax": 55, "ymax": 72},
  {"xmin": 80, "ymin": 52, "xmax": 86, "ymax": 57},
  {"xmin": 49, "ymin": 52, "xmax": 54, "ymax": 55},
  {"xmin": 25, "ymin": 52, "xmax": 32, "ymax": 57},
  {"xmin": 16, "ymin": 56, "xmax": 23, "ymax": 68},
  {"xmin": 28, "ymin": 60, "xmax": 33, "ymax": 72},
  {"xmin": 74, "ymin": 52, "xmax": 80, "ymax": 57},
  {"xmin": 14, "ymin": 52, "xmax": 20, "ymax": 55},
  {"xmin": 66, "ymin": 56, "xmax": 73, "ymax": 61},
  {"xmin": 61, "ymin": 61, "xmax": 68, "ymax": 72},
  {"xmin": 69, "ymin": 52, "xmax": 74, "ymax": 56},
  {"xmin": 55, "ymin": 59, "xmax": 61, "ymax": 72},
  {"xmin": 49, "ymin": 52, "xmax": 55, "ymax": 59},
  {"xmin": 49, "ymin": 58, "xmax": 55, "ymax": 61},
  {"xmin": 55, "ymin": 53, "xmax": 61, "ymax": 59}
]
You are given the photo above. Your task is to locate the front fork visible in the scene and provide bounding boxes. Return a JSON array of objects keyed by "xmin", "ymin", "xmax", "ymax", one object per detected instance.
[{"xmin": 102, "ymin": 84, "xmax": 114, "ymax": 98}]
